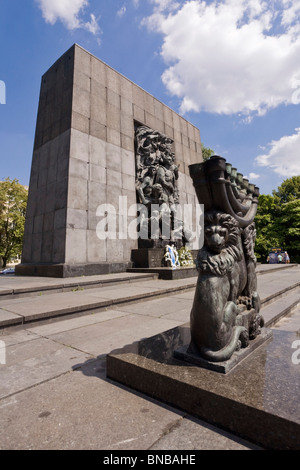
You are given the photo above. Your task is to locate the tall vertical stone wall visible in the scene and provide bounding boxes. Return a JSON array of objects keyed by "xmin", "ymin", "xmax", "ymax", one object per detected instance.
[{"xmin": 17, "ymin": 44, "xmax": 203, "ymax": 277}]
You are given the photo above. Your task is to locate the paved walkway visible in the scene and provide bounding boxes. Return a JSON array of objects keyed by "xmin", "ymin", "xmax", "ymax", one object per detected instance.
[{"xmin": 0, "ymin": 264, "xmax": 299, "ymax": 450}]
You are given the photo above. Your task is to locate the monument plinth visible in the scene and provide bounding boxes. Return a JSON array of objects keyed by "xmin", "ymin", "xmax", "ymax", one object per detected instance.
[{"xmin": 106, "ymin": 326, "xmax": 300, "ymax": 450}]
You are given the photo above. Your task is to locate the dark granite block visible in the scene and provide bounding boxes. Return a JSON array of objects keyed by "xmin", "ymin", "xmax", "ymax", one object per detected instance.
[
  {"xmin": 107, "ymin": 326, "xmax": 300, "ymax": 450},
  {"xmin": 174, "ymin": 328, "xmax": 273, "ymax": 373},
  {"xmin": 16, "ymin": 262, "xmax": 133, "ymax": 278},
  {"xmin": 131, "ymin": 248, "xmax": 165, "ymax": 268}
]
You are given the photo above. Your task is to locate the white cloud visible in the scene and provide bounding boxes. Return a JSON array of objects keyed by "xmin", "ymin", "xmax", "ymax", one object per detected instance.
[
  {"xmin": 249, "ymin": 172, "xmax": 261, "ymax": 180},
  {"xmin": 117, "ymin": 6, "xmax": 127, "ymax": 18},
  {"xmin": 281, "ymin": 0, "xmax": 300, "ymax": 26},
  {"xmin": 35, "ymin": 0, "xmax": 100, "ymax": 34},
  {"xmin": 84, "ymin": 13, "xmax": 99, "ymax": 35},
  {"xmin": 255, "ymin": 128, "xmax": 300, "ymax": 177},
  {"xmin": 150, "ymin": 0, "xmax": 180, "ymax": 10},
  {"xmin": 142, "ymin": 0, "xmax": 300, "ymax": 117}
]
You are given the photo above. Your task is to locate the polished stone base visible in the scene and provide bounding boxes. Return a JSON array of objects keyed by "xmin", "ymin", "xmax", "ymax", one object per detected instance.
[
  {"xmin": 130, "ymin": 246, "xmax": 199, "ymax": 279},
  {"xmin": 15, "ymin": 262, "xmax": 133, "ymax": 278},
  {"xmin": 107, "ymin": 325, "xmax": 300, "ymax": 450},
  {"xmin": 127, "ymin": 266, "xmax": 198, "ymax": 280},
  {"xmin": 131, "ymin": 248, "xmax": 165, "ymax": 268},
  {"xmin": 174, "ymin": 328, "xmax": 273, "ymax": 373}
]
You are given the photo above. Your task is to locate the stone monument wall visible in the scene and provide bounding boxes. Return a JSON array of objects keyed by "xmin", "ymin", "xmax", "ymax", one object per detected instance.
[{"xmin": 18, "ymin": 44, "xmax": 203, "ymax": 277}]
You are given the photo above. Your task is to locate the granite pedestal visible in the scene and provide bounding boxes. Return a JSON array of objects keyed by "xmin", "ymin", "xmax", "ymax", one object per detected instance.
[
  {"xmin": 174, "ymin": 328, "xmax": 273, "ymax": 373},
  {"xmin": 129, "ymin": 247, "xmax": 198, "ymax": 279},
  {"xmin": 16, "ymin": 261, "xmax": 132, "ymax": 278},
  {"xmin": 107, "ymin": 325, "xmax": 300, "ymax": 450}
]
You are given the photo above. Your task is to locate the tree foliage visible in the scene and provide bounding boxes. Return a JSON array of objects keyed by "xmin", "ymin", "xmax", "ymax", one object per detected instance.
[
  {"xmin": 278, "ymin": 199, "xmax": 300, "ymax": 255},
  {"xmin": 0, "ymin": 178, "xmax": 28, "ymax": 267},
  {"xmin": 255, "ymin": 177, "xmax": 300, "ymax": 263},
  {"xmin": 201, "ymin": 143, "xmax": 215, "ymax": 161},
  {"xmin": 254, "ymin": 194, "xmax": 281, "ymax": 261},
  {"xmin": 273, "ymin": 176, "xmax": 300, "ymax": 203}
]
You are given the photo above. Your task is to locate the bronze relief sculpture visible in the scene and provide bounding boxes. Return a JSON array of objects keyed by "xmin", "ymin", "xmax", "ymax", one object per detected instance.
[{"xmin": 135, "ymin": 125, "xmax": 180, "ymax": 245}]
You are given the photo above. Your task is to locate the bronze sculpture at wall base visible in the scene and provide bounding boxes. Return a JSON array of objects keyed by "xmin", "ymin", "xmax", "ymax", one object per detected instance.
[
  {"xmin": 134, "ymin": 124, "xmax": 190, "ymax": 249},
  {"xmin": 133, "ymin": 124, "xmax": 194, "ymax": 273},
  {"xmin": 182, "ymin": 155, "xmax": 267, "ymax": 365}
]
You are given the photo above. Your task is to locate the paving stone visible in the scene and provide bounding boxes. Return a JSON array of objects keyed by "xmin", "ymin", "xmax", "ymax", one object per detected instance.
[
  {"xmin": 0, "ymin": 292, "xmax": 112, "ymax": 322},
  {"xmin": 0, "ymin": 337, "xmax": 93, "ymax": 399},
  {"xmin": 150, "ymin": 416, "xmax": 261, "ymax": 450},
  {"xmin": 26, "ymin": 309, "xmax": 133, "ymax": 337},
  {"xmin": 0, "ymin": 358, "xmax": 258, "ymax": 450},
  {"xmin": 0, "ymin": 264, "xmax": 299, "ymax": 450},
  {"xmin": 44, "ymin": 314, "xmax": 183, "ymax": 357},
  {"xmin": 0, "ymin": 310, "xmax": 22, "ymax": 327},
  {"xmin": 115, "ymin": 296, "xmax": 193, "ymax": 316}
]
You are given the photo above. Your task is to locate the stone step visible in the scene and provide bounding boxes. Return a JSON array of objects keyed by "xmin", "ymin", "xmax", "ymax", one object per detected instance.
[
  {"xmin": 0, "ymin": 272, "xmax": 159, "ymax": 300},
  {"xmin": 0, "ymin": 263, "xmax": 296, "ymax": 300},
  {"xmin": 0, "ymin": 277, "xmax": 198, "ymax": 330},
  {"xmin": 257, "ymin": 266, "xmax": 300, "ymax": 309},
  {"xmin": 256, "ymin": 263, "xmax": 298, "ymax": 275},
  {"xmin": 0, "ymin": 265, "xmax": 298, "ymax": 331},
  {"xmin": 261, "ymin": 288, "xmax": 300, "ymax": 328}
]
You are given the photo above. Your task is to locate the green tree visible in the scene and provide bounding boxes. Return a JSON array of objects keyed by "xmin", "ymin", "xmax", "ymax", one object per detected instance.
[
  {"xmin": 255, "ymin": 176, "xmax": 300, "ymax": 263},
  {"xmin": 273, "ymin": 176, "xmax": 300, "ymax": 203},
  {"xmin": 0, "ymin": 178, "xmax": 28, "ymax": 268},
  {"xmin": 201, "ymin": 143, "xmax": 215, "ymax": 161},
  {"xmin": 277, "ymin": 199, "xmax": 300, "ymax": 262},
  {"xmin": 254, "ymin": 194, "xmax": 282, "ymax": 262}
]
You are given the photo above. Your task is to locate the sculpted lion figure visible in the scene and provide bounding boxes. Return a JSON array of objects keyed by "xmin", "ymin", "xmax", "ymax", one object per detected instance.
[{"xmin": 189, "ymin": 210, "xmax": 258, "ymax": 362}]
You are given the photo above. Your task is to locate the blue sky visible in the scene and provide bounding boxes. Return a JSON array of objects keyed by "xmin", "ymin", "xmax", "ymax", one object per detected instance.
[{"xmin": 1, "ymin": 0, "xmax": 300, "ymax": 195}]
